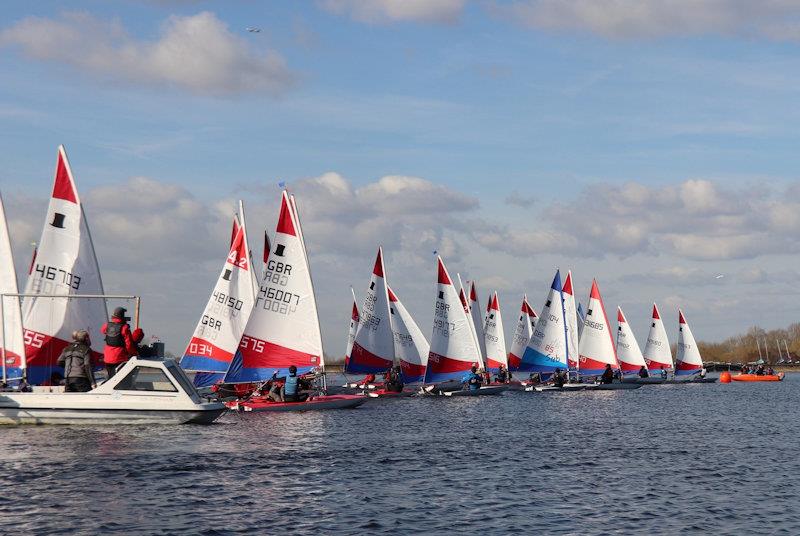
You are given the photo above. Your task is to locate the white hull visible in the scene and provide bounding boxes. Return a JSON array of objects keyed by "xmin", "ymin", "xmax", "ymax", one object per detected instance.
[
  {"xmin": 0, "ymin": 406, "xmax": 222, "ymax": 425},
  {"xmin": 0, "ymin": 358, "xmax": 226, "ymax": 425}
]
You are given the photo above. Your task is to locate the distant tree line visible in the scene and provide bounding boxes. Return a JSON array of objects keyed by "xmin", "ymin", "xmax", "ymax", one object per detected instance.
[{"xmin": 690, "ymin": 324, "xmax": 800, "ymax": 364}]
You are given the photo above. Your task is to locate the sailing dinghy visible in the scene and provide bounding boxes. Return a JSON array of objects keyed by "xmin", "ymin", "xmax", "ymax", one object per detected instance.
[
  {"xmin": 675, "ymin": 310, "xmax": 715, "ymax": 382},
  {"xmin": 181, "ymin": 203, "xmax": 257, "ymax": 387},
  {"xmin": 520, "ymin": 270, "xmax": 569, "ymax": 377},
  {"xmin": 223, "ymin": 191, "xmax": 365, "ymax": 411},
  {"xmin": 22, "ymin": 146, "xmax": 108, "ymax": 384},
  {"xmin": 578, "ymin": 280, "xmax": 640, "ymax": 390},
  {"xmin": 643, "ymin": 303, "xmax": 673, "ymax": 377},
  {"xmin": 0, "ymin": 193, "xmax": 26, "ymax": 383},
  {"xmin": 423, "ymin": 257, "xmax": 505, "ymax": 396},
  {"xmin": 366, "ymin": 286, "xmax": 428, "ymax": 398},
  {"xmin": 507, "ymin": 295, "xmax": 534, "ymax": 372},
  {"xmin": 616, "ymin": 307, "xmax": 661, "ymax": 384},
  {"xmin": 484, "ymin": 292, "xmax": 507, "ymax": 374},
  {"xmin": 346, "ymin": 247, "xmax": 395, "ymax": 375}
]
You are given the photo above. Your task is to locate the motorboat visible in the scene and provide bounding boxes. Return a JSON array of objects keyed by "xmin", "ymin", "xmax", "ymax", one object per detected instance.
[{"xmin": 0, "ymin": 357, "xmax": 226, "ymax": 425}]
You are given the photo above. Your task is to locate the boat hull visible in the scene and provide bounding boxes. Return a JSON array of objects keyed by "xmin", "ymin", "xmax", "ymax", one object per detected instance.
[
  {"xmin": 367, "ymin": 389, "xmax": 417, "ymax": 398},
  {"xmin": 590, "ymin": 382, "xmax": 642, "ymax": 390},
  {"xmin": 442, "ymin": 385, "xmax": 507, "ymax": 396},
  {"xmin": 232, "ymin": 394, "xmax": 367, "ymax": 412},
  {"xmin": 730, "ymin": 374, "xmax": 783, "ymax": 382},
  {"xmin": 0, "ymin": 406, "xmax": 224, "ymax": 425}
]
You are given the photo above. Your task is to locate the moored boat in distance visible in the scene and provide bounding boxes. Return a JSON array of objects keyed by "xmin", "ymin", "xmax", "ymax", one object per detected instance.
[{"xmin": 0, "ymin": 357, "xmax": 226, "ymax": 425}]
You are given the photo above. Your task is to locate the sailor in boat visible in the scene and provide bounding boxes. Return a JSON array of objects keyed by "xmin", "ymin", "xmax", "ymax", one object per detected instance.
[
  {"xmin": 638, "ymin": 366, "xmax": 649, "ymax": 378},
  {"xmin": 56, "ymin": 330, "xmax": 96, "ymax": 392},
  {"xmin": 282, "ymin": 365, "xmax": 311, "ymax": 402},
  {"xmin": 461, "ymin": 366, "xmax": 483, "ymax": 391},
  {"xmin": 101, "ymin": 307, "xmax": 138, "ymax": 378},
  {"xmin": 600, "ymin": 364, "xmax": 614, "ymax": 384},
  {"xmin": 552, "ymin": 368, "xmax": 566, "ymax": 388},
  {"xmin": 384, "ymin": 366, "xmax": 404, "ymax": 393},
  {"xmin": 528, "ymin": 372, "xmax": 541, "ymax": 385},
  {"xmin": 495, "ymin": 364, "xmax": 511, "ymax": 384}
]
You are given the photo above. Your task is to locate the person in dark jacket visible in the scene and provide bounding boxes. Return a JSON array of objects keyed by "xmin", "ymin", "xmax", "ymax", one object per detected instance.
[
  {"xmin": 600, "ymin": 364, "xmax": 614, "ymax": 384},
  {"xmin": 495, "ymin": 364, "xmax": 511, "ymax": 384},
  {"xmin": 57, "ymin": 330, "xmax": 96, "ymax": 392},
  {"xmin": 552, "ymin": 368, "xmax": 566, "ymax": 388},
  {"xmin": 101, "ymin": 307, "xmax": 138, "ymax": 378},
  {"xmin": 638, "ymin": 366, "xmax": 649, "ymax": 378},
  {"xmin": 384, "ymin": 366, "xmax": 404, "ymax": 393},
  {"xmin": 461, "ymin": 366, "xmax": 482, "ymax": 391}
]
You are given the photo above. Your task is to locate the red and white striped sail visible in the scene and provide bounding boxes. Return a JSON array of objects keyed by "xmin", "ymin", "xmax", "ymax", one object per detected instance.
[
  {"xmin": 469, "ymin": 281, "xmax": 488, "ymax": 363},
  {"xmin": 675, "ymin": 309, "xmax": 703, "ymax": 376},
  {"xmin": 388, "ymin": 286, "xmax": 429, "ymax": 383},
  {"xmin": 507, "ymin": 295, "xmax": 533, "ymax": 371},
  {"xmin": 348, "ymin": 247, "xmax": 395, "ymax": 373},
  {"xmin": 424, "ymin": 257, "xmax": 482, "ymax": 383},
  {"xmin": 562, "ymin": 271, "xmax": 579, "ymax": 370},
  {"xmin": 0, "ymin": 193, "xmax": 25, "ymax": 380},
  {"xmin": 22, "ymin": 146, "xmax": 107, "ymax": 384},
  {"xmin": 224, "ymin": 191, "xmax": 322, "ymax": 381},
  {"xmin": 484, "ymin": 292, "xmax": 507, "ymax": 371},
  {"xmin": 643, "ymin": 303, "xmax": 673, "ymax": 371},
  {"xmin": 344, "ymin": 287, "xmax": 359, "ymax": 364},
  {"xmin": 528, "ymin": 300, "xmax": 538, "ymax": 328},
  {"xmin": 577, "ymin": 279, "xmax": 618, "ymax": 375},
  {"xmin": 616, "ymin": 306, "xmax": 646, "ymax": 375},
  {"xmin": 181, "ymin": 204, "xmax": 257, "ymax": 377}
]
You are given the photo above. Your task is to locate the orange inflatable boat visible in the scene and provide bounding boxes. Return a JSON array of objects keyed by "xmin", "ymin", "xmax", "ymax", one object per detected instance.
[{"xmin": 730, "ymin": 373, "xmax": 784, "ymax": 382}]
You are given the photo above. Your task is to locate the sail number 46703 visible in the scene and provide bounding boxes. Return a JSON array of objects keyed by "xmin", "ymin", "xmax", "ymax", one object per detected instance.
[{"xmin": 33, "ymin": 264, "xmax": 81, "ymax": 290}]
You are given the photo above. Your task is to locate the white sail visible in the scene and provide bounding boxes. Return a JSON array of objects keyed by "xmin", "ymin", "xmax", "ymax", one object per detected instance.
[
  {"xmin": 388, "ymin": 286, "xmax": 429, "ymax": 383},
  {"xmin": 562, "ymin": 270, "xmax": 579, "ymax": 370},
  {"xmin": 181, "ymin": 206, "xmax": 257, "ymax": 385},
  {"xmin": 0, "ymin": 193, "xmax": 25, "ymax": 381},
  {"xmin": 616, "ymin": 306, "xmax": 647, "ymax": 376},
  {"xmin": 289, "ymin": 194, "xmax": 324, "ymax": 369},
  {"xmin": 347, "ymin": 247, "xmax": 395, "ymax": 373},
  {"xmin": 344, "ymin": 287, "xmax": 359, "ymax": 364},
  {"xmin": 21, "ymin": 146, "xmax": 107, "ymax": 384},
  {"xmin": 520, "ymin": 270, "xmax": 568, "ymax": 374},
  {"xmin": 224, "ymin": 191, "xmax": 322, "ymax": 381},
  {"xmin": 643, "ymin": 303, "xmax": 673, "ymax": 372},
  {"xmin": 577, "ymin": 279, "xmax": 618, "ymax": 376},
  {"xmin": 675, "ymin": 309, "xmax": 703, "ymax": 377},
  {"xmin": 484, "ymin": 291, "xmax": 507, "ymax": 372},
  {"xmin": 468, "ymin": 281, "xmax": 488, "ymax": 362},
  {"xmin": 424, "ymin": 257, "xmax": 482, "ymax": 383},
  {"xmin": 507, "ymin": 294, "xmax": 534, "ymax": 371},
  {"xmin": 458, "ymin": 275, "xmax": 484, "ymax": 370}
]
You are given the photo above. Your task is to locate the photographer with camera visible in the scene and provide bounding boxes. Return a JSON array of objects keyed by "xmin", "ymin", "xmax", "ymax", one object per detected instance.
[{"xmin": 101, "ymin": 306, "xmax": 139, "ymax": 378}]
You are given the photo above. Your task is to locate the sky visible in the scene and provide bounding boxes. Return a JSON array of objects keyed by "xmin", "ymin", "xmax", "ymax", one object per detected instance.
[{"xmin": 2, "ymin": 0, "xmax": 800, "ymax": 356}]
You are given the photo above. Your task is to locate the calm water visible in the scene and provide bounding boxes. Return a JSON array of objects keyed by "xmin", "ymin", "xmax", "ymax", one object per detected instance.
[{"xmin": 1, "ymin": 374, "xmax": 799, "ymax": 535}]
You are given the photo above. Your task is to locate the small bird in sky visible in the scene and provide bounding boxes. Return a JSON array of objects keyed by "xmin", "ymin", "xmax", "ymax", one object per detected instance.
[
  {"xmin": 246, "ymin": 27, "xmax": 261, "ymax": 33},
  {"xmin": 715, "ymin": 274, "xmax": 725, "ymax": 279}
]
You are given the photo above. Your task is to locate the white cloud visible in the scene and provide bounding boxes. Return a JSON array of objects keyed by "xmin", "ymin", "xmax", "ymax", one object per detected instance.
[
  {"xmin": 320, "ymin": 0, "xmax": 465, "ymax": 24},
  {"xmin": 0, "ymin": 11, "xmax": 297, "ymax": 95},
  {"xmin": 474, "ymin": 179, "xmax": 800, "ymax": 261},
  {"xmin": 495, "ymin": 0, "xmax": 800, "ymax": 40}
]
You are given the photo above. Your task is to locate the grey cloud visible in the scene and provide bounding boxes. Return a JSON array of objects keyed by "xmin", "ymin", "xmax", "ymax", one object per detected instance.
[
  {"xmin": 0, "ymin": 11, "xmax": 297, "ymax": 96},
  {"xmin": 504, "ymin": 190, "xmax": 536, "ymax": 208}
]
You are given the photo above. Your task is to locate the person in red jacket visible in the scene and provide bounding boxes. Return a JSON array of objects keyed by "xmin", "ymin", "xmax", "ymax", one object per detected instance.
[{"xmin": 101, "ymin": 307, "xmax": 137, "ymax": 378}]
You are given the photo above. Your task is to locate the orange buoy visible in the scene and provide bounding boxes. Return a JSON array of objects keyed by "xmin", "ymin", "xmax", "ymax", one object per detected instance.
[{"xmin": 720, "ymin": 371, "xmax": 732, "ymax": 383}]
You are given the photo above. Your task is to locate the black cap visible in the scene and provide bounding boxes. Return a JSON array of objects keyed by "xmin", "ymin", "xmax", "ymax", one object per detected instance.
[{"xmin": 112, "ymin": 306, "xmax": 127, "ymax": 319}]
